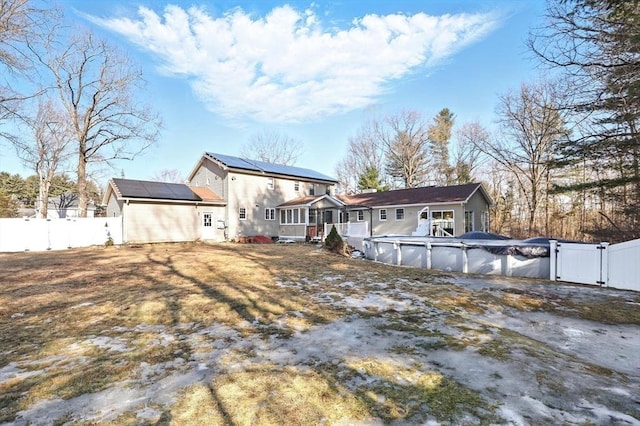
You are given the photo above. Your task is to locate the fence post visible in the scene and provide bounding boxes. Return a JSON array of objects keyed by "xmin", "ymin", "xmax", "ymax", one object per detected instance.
[
  {"xmin": 374, "ymin": 241, "xmax": 379, "ymax": 262},
  {"xmin": 462, "ymin": 244, "xmax": 468, "ymax": 274},
  {"xmin": 599, "ymin": 242, "xmax": 609, "ymax": 287},
  {"xmin": 549, "ymin": 240, "xmax": 557, "ymax": 281},
  {"xmin": 425, "ymin": 242, "xmax": 432, "ymax": 270},
  {"xmin": 394, "ymin": 240, "xmax": 402, "ymax": 266}
]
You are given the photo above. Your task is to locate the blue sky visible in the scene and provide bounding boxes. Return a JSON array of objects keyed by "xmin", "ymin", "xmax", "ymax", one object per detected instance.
[{"xmin": 2, "ymin": 0, "xmax": 547, "ymax": 184}]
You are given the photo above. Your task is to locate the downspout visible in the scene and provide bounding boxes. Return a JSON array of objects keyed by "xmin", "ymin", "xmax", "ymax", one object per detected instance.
[
  {"xmin": 123, "ymin": 199, "xmax": 129, "ymax": 243},
  {"xmin": 369, "ymin": 207, "xmax": 373, "ymax": 236}
]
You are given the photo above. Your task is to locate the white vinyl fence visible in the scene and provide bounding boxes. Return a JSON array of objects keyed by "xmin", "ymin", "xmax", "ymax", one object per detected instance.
[
  {"xmin": 0, "ymin": 217, "xmax": 123, "ymax": 252},
  {"xmin": 324, "ymin": 222, "xmax": 369, "ymax": 238},
  {"xmin": 551, "ymin": 240, "xmax": 639, "ymax": 292}
]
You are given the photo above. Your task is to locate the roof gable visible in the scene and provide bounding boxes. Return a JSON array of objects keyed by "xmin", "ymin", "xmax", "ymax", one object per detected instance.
[
  {"xmin": 339, "ymin": 183, "xmax": 491, "ymax": 207},
  {"xmin": 277, "ymin": 194, "xmax": 344, "ymax": 208},
  {"xmin": 204, "ymin": 152, "xmax": 338, "ymax": 183}
]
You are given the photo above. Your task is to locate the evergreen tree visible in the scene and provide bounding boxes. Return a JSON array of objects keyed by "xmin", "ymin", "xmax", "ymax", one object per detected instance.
[
  {"xmin": 0, "ymin": 191, "xmax": 18, "ymax": 217},
  {"xmin": 428, "ymin": 108, "xmax": 455, "ymax": 186},
  {"xmin": 530, "ymin": 0, "xmax": 640, "ymax": 240},
  {"xmin": 357, "ymin": 166, "xmax": 387, "ymax": 192}
]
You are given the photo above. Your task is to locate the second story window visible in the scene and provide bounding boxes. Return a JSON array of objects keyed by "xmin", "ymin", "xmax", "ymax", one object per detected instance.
[
  {"xmin": 267, "ymin": 177, "xmax": 274, "ymax": 190},
  {"xmin": 379, "ymin": 209, "xmax": 387, "ymax": 221},
  {"xmin": 309, "ymin": 183, "xmax": 315, "ymax": 196},
  {"xmin": 239, "ymin": 207, "xmax": 247, "ymax": 220},
  {"xmin": 294, "ymin": 181, "xmax": 300, "ymax": 191},
  {"xmin": 396, "ymin": 208, "xmax": 405, "ymax": 220},
  {"xmin": 357, "ymin": 210, "xmax": 364, "ymax": 221}
]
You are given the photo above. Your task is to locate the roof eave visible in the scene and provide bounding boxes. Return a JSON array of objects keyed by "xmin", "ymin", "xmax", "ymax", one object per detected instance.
[{"xmin": 118, "ymin": 196, "xmax": 226, "ymax": 205}]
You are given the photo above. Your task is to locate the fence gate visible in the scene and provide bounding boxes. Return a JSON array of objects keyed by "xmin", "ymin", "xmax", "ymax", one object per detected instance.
[{"xmin": 553, "ymin": 242, "xmax": 609, "ymax": 286}]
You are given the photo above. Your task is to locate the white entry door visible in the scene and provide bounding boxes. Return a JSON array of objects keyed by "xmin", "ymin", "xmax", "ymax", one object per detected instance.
[{"xmin": 202, "ymin": 212, "xmax": 215, "ymax": 240}]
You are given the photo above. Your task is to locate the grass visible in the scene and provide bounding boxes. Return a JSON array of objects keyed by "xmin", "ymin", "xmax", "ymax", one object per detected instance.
[{"xmin": 0, "ymin": 242, "xmax": 638, "ymax": 425}]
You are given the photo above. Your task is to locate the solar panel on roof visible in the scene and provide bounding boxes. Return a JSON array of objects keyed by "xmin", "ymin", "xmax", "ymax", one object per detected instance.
[
  {"xmin": 113, "ymin": 178, "xmax": 201, "ymax": 201},
  {"xmin": 208, "ymin": 153, "xmax": 257, "ymax": 171},
  {"xmin": 207, "ymin": 152, "xmax": 337, "ymax": 182}
]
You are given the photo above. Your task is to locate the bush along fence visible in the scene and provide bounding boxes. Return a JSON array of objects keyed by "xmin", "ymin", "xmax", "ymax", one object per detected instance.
[{"xmin": 0, "ymin": 217, "xmax": 123, "ymax": 252}]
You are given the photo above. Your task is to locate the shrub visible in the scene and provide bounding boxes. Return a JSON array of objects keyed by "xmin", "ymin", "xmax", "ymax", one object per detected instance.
[{"xmin": 324, "ymin": 225, "xmax": 349, "ymax": 256}]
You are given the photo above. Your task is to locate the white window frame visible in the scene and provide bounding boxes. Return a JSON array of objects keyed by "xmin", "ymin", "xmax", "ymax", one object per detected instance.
[
  {"xmin": 294, "ymin": 181, "xmax": 300, "ymax": 191},
  {"xmin": 432, "ymin": 210, "xmax": 454, "ymax": 234},
  {"xmin": 203, "ymin": 213, "xmax": 212, "ymax": 227},
  {"xmin": 357, "ymin": 210, "xmax": 364, "ymax": 221},
  {"xmin": 464, "ymin": 211, "xmax": 474, "ymax": 233},
  {"xmin": 280, "ymin": 207, "xmax": 305, "ymax": 225},
  {"xmin": 379, "ymin": 209, "xmax": 387, "ymax": 221},
  {"xmin": 239, "ymin": 207, "xmax": 247, "ymax": 220},
  {"xmin": 267, "ymin": 177, "xmax": 274, "ymax": 190},
  {"xmin": 395, "ymin": 208, "xmax": 405, "ymax": 221},
  {"xmin": 265, "ymin": 208, "xmax": 275, "ymax": 221},
  {"xmin": 481, "ymin": 211, "xmax": 490, "ymax": 232}
]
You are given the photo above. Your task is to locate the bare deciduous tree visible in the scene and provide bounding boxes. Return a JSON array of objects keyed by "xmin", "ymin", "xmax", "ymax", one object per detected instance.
[
  {"xmin": 472, "ymin": 80, "xmax": 569, "ymax": 235},
  {"xmin": 240, "ymin": 129, "xmax": 303, "ymax": 165},
  {"xmin": 32, "ymin": 30, "xmax": 161, "ymax": 216},
  {"xmin": 380, "ymin": 110, "xmax": 431, "ymax": 188},
  {"xmin": 14, "ymin": 99, "xmax": 73, "ymax": 217},
  {"xmin": 453, "ymin": 121, "xmax": 488, "ymax": 184},
  {"xmin": 150, "ymin": 168, "xmax": 184, "ymax": 183},
  {"xmin": 335, "ymin": 119, "xmax": 386, "ymax": 194},
  {"xmin": 0, "ymin": 0, "xmax": 52, "ymax": 141}
]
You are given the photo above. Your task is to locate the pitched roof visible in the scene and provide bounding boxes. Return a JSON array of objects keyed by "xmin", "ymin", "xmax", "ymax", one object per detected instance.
[
  {"xmin": 189, "ymin": 186, "xmax": 225, "ymax": 203},
  {"xmin": 338, "ymin": 183, "xmax": 491, "ymax": 207},
  {"xmin": 277, "ymin": 194, "xmax": 344, "ymax": 208},
  {"xmin": 106, "ymin": 178, "xmax": 225, "ymax": 204},
  {"xmin": 205, "ymin": 152, "xmax": 338, "ymax": 183}
]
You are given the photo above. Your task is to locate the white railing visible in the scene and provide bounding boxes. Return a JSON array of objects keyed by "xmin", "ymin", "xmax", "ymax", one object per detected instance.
[{"xmin": 0, "ymin": 217, "xmax": 123, "ymax": 252}]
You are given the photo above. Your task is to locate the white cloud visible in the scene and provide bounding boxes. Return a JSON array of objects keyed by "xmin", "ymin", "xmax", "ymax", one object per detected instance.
[{"xmin": 88, "ymin": 5, "xmax": 500, "ymax": 123}]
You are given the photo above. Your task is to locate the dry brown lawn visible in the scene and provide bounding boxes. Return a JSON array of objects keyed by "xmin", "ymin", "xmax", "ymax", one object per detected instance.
[{"xmin": 1, "ymin": 242, "xmax": 638, "ymax": 425}]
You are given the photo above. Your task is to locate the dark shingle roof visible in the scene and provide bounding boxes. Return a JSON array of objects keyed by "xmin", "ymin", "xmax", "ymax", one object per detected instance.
[
  {"xmin": 338, "ymin": 183, "xmax": 487, "ymax": 207},
  {"xmin": 206, "ymin": 152, "xmax": 338, "ymax": 183},
  {"xmin": 111, "ymin": 178, "xmax": 201, "ymax": 201}
]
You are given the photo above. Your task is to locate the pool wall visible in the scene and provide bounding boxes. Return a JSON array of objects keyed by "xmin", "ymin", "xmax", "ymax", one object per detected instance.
[{"xmin": 363, "ymin": 236, "xmax": 550, "ymax": 279}]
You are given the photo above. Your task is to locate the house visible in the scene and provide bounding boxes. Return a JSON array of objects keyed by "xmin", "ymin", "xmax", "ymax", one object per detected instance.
[
  {"xmin": 103, "ymin": 178, "xmax": 226, "ymax": 243},
  {"xmin": 338, "ymin": 183, "xmax": 493, "ymax": 237},
  {"xmin": 39, "ymin": 193, "xmax": 96, "ymax": 219},
  {"xmin": 186, "ymin": 152, "xmax": 338, "ymax": 241},
  {"xmin": 102, "ymin": 152, "xmax": 493, "ymax": 244}
]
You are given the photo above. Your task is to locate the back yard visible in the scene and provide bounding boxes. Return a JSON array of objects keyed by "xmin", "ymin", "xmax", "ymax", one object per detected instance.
[{"xmin": 0, "ymin": 243, "xmax": 639, "ymax": 425}]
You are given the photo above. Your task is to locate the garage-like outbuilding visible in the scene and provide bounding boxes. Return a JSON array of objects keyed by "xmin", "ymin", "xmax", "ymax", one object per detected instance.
[{"xmin": 103, "ymin": 178, "xmax": 227, "ymax": 243}]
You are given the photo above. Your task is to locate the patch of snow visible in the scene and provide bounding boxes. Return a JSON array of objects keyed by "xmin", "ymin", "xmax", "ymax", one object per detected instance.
[
  {"xmin": 339, "ymin": 294, "xmax": 413, "ymax": 312},
  {"xmin": 0, "ymin": 362, "xmax": 43, "ymax": 383},
  {"xmin": 84, "ymin": 336, "xmax": 129, "ymax": 352}
]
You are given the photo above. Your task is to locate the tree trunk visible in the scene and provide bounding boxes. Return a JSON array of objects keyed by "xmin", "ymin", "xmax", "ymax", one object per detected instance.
[{"xmin": 77, "ymin": 149, "xmax": 87, "ymax": 217}]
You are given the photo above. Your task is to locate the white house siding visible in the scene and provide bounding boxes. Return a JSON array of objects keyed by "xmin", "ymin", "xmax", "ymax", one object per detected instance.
[
  {"xmin": 368, "ymin": 205, "xmax": 426, "ymax": 236},
  {"xmin": 279, "ymin": 224, "xmax": 307, "ymax": 240},
  {"xmin": 123, "ymin": 202, "xmax": 200, "ymax": 243},
  {"xmin": 463, "ymin": 191, "xmax": 490, "ymax": 232},
  {"xmin": 190, "ymin": 161, "xmax": 226, "ymax": 199},
  {"xmin": 106, "ymin": 195, "xmax": 123, "ymax": 217},
  {"xmin": 366, "ymin": 203, "xmax": 469, "ymax": 237},
  {"xmin": 192, "ymin": 158, "xmax": 334, "ymax": 240},
  {"xmin": 196, "ymin": 205, "xmax": 227, "ymax": 241}
]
